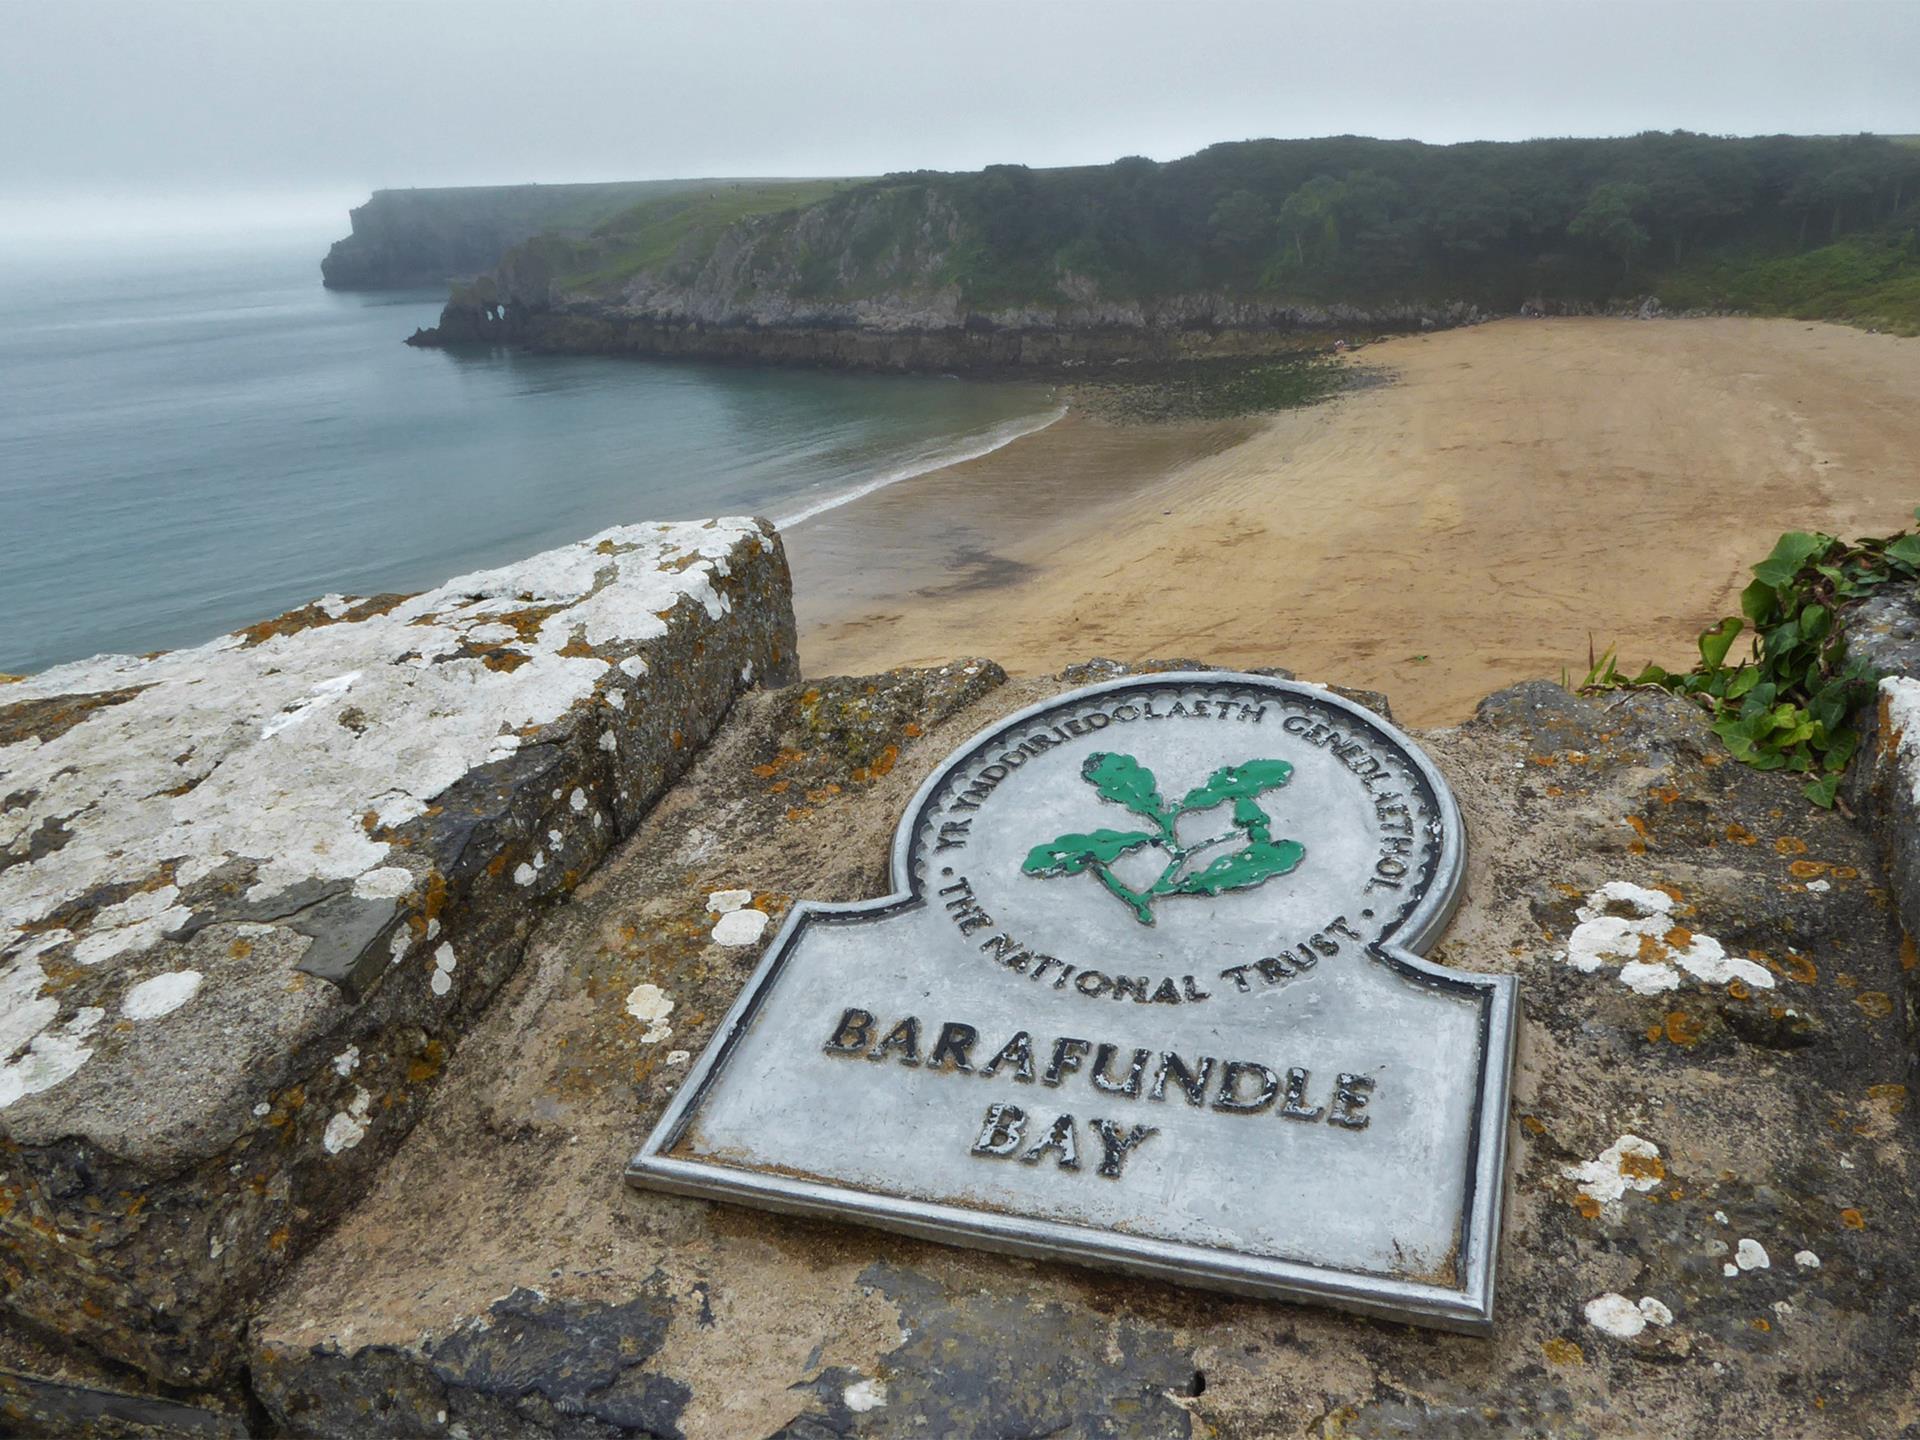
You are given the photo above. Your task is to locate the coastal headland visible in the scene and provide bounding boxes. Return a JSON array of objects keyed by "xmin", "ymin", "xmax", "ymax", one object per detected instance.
[{"xmin": 788, "ymin": 315, "xmax": 1920, "ymax": 725}]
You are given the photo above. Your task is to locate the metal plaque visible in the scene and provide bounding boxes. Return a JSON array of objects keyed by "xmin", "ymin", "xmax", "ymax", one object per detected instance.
[{"xmin": 627, "ymin": 673, "xmax": 1516, "ymax": 1331}]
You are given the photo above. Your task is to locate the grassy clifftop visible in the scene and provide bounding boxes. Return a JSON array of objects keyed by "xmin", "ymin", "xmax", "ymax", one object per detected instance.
[{"xmin": 478, "ymin": 133, "xmax": 1920, "ymax": 333}]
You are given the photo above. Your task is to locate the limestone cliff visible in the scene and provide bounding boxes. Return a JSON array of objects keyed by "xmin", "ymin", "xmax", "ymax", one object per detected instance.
[{"xmin": 321, "ymin": 181, "xmax": 713, "ymax": 290}]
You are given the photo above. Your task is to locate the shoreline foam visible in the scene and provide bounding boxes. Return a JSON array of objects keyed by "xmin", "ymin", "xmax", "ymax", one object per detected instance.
[{"xmin": 775, "ymin": 403, "xmax": 1068, "ymax": 529}]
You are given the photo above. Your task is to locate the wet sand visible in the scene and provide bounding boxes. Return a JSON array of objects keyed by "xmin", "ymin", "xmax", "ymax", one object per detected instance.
[{"xmin": 787, "ymin": 318, "xmax": 1920, "ymax": 726}]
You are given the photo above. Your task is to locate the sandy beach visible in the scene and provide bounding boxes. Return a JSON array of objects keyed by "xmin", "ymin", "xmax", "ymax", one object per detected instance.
[{"xmin": 787, "ymin": 317, "xmax": 1920, "ymax": 726}]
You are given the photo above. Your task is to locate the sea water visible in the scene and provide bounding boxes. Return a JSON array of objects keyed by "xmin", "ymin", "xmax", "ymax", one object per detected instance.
[{"xmin": 0, "ymin": 228, "xmax": 1059, "ymax": 674}]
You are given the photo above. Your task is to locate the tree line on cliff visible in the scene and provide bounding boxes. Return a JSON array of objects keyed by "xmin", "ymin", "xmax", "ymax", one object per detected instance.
[
  {"xmin": 860, "ymin": 131, "xmax": 1920, "ymax": 311},
  {"xmin": 434, "ymin": 132, "xmax": 1920, "ymax": 340}
]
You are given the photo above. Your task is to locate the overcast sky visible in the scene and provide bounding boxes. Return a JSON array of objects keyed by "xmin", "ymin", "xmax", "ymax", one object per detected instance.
[{"xmin": 7, "ymin": 0, "xmax": 1920, "ymax": 236}]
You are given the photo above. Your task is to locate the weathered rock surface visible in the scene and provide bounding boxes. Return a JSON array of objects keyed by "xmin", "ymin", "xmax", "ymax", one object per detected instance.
[
  {"xmin": 249, "ymin": 664, "xmax": 1918, "ymax": 1437},
  {"xmin": 0, "ymin": 518, "xmax": 797, "ymax": 1392}
]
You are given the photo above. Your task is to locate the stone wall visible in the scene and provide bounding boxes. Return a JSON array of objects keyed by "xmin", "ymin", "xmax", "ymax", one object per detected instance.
[
  {"xmin": 0, "ymin": 519, "xmax": 796, "ymax": 1398},
  {"xmin": 240, "ymin": 663, "xmax": 1919, "ymax": 1439}
]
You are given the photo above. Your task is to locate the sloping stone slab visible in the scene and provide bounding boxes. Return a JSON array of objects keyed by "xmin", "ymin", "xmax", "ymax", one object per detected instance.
[
  {"xmin": 0, "ymin": 518, "xmax": 797, "ymax": 1391},
  {"xmin": 252, "ymin": 667, "xmax": 1917, "ymax": 1439}
]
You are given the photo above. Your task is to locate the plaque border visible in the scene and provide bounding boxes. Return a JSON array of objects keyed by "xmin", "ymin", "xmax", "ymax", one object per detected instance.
[{"xmin": 626, "ymin": 673, "xmax": 1517, "ymax": 1333}]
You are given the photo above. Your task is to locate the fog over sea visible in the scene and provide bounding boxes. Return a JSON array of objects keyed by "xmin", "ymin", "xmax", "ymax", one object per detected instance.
[{"xmin": 0, "ymin": 227, "xmax": 1060, "ymax": 675}]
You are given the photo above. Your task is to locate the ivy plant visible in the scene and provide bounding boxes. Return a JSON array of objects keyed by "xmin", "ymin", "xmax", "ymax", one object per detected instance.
[
  {"xmin": 1022, "ymin": 752, "xmax": 1305, "ymax": 924},
  {"xmin": 1585, "ymin": 513, "xmax": 1920, "ymax": 807}
]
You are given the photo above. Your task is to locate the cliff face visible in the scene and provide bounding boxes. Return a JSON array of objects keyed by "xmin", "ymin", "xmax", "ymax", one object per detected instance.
[
  {"xmin": 406, "ymin": 186, "xmax": 1479, "ymax": 370},
  {"xmin": 320, "ymin": 181, "xmax": 704, "ymax": 290}
]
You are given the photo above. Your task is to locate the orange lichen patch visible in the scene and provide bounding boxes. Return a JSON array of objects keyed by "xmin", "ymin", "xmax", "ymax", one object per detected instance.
[
  {"xmin": 769, "ymin": 780, "xmax": 791, "ymax": 794},
  {"xmin": 1544, "ymin": 785, "xmax": 1565, "ymax": 797},
  {"xmin": 1553, "ymin": 882, "xmax": 1585, "ymax": 898},
  {"xmin": 480, "ymin": 648, "xmax": 532, "ymax": 673},
  {"xmin": 804, "ymin": 784, "xmax": 842, "ymax": 804},
  {"xmin": 783, "ymin": 807, "xmax": 812, "ymax": 824},
  {"xmin": 1650, "ymin": 785, "xmax": 1681, "ymax": 805},
  {"xmin": 593, "ymin": 539, "xmax": 619, "ymax": 555},
  {"xmin": 1701, "ymin": 751, "xmax": 1725, "ymax": 767},
  {"xmin": 1773, "ymin": 836, "xmax": 1809, "ymax": 856},
  {"xmin": 1866, "ymin": 1083, "xmax": 1908, "ymax": 1113},
  {"xmin": 1752, "ymin": 1318, "xmax": 1771, "ymax": 1333},
  {"xmin": 1626, "ymin": 815, "xmax": 1650, "ymax": 839},
  {"xmin": 1664, "ymin": 1011, "xmax": 1704, "ymax": 1046},
  {"xmin": 1724, "ymin": 823, "xmax": 1758, "ymax": 846},
  {"xmin": 1830, "ymin": 865, "xmax": 1858, "ymax": 881},
  {"xmin": 486, "ymin": 852, "xmax": 511, "ymax": 879},
  {"xmin": 229, "ymin": 938, "xmax": 253, "ymax": 960},
  {"xmin": 1653, "ymin": 883, "xmax": 1686, "ymax": 904},
  {"xmin": 1901, "ymin": 935, "xmax": 1918, "ymax": 972},
  {"xmin": 489, "ymin": 604, "xmax": 565, "ymax": 644},
  {"xmin": 1619, "ymin": 1151, "xmax": 1667, "ymax": 1183},
  {"xmin": 1663, "ymin": 926, "xmax": 1694, "ymax": 949},
  {"xmin": 1635, "ymin": 933, "xmax": 1669, "ymax": 962},
  {"xmin": 1840, "ymin": 1208, "xmax": 1866, "ymax": 1229},
  {"xmin": 555, "ymin": 636, "xmax": 597, "ymax": 659},
  {"xmin": 406, "ymin": 1041, "xmax": 446, "ymax": 1085},
  {"xmin": 1521, "ymin": 1115, "xmax": 1547, "ymax": 1135},
  {"xmin": 902, "ymin": 722, "xmax": 923, "ymax": 738},
  {"xmin": 1645, "ymin": 1022, "xmax": 1664, "ymax": 1043},
  {"xmin": 1834, "ymin": 972, "xmax": 1857, "ymax": 989},
  {"xmin": 671, "ymin": 730, "xmax": 685, "ymax": 750},
  {"xmin": 238, "ymin": 593, "xmax": 411, "ymax": 647},
  {"xmin": 1788, "ymin": 860, "xmax": 1828, "ymax": 879},
  {"xmin": 752, "ymin": 748, "xmax": 807, "ymax": 779},
  {"xmin": 1572, "ymin": 1194, "xmax": 1602, "ymax": 1220},
  {"xmin": 1528, "ymin": 754, "xmax": 1559, "ymax": 768},
  {"xmin": 1541, "ymin": 1337, "xmax": 1584, "ymax": 1367},
  {"xmin": 267, "ymin": 1228, "xmax": 292, "ymax": 1253},
  {"xmin": 1854, "ymin": 991, "xmax": 1895, "ymax": 1020},
  {"xmin": 850, "ymin": 744, "xmax": 900, "ymax": 784},
  {"xmin": 1781, "ymin": 951, "xmax": 1817, "ymax": 985},
  {"xmin": 0, "ymin": 685, "xmax": 149, "ymax": 747}
]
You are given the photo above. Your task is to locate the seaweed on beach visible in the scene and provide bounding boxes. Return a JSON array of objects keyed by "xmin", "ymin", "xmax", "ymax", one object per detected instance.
[{"xmin": 1066, "ymin": 356, "xmax": 1354, "ymax": 424}]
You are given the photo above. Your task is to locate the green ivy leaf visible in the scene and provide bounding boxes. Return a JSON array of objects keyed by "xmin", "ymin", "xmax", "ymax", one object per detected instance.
[
  {"xmin": 1163, "ymin": 838, "xmax": 1306, "ymax": 898},
  {"xmin": 1886, "ymin": 535, "xmax": 1920, "ymax": 569},
  {"xmin": 1178, "ymin": 758, "xmax": 1296, "ymax": 813},
  {"xmin": 1804, "ymin": 773, "xmax": 1841, "ymax": 808},
  {"xmin": 1698, "ymin": 616, "xmax": 1743, "ymax": 669},
  {"xmin": 1021, "ymin": 828, "xmax": 1158, "ymax": 877},
  {"xmin": 1079, "ymin": 753, "xmax": 1169, "ymax": 826},
  {"xmin": 1740, "ymin": 578, "xmax": 1778, "ymax": 626},
  {"xmin": 1752, "ymin": 532, "xmax": 1831, "ymax": 587}
]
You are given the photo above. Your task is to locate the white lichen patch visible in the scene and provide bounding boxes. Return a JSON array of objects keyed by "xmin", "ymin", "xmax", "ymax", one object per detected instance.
[
  {"xmin": 1563, "ymin": 881, "xmax": 1772, "ymax": 994},
  {"xmin": 1736, "ymin": 1238, "xmax": 1771, "ymax": 1271},
  {"xmin": 0, "ymin": 995, "xmax": 104, "ymax": 1110},
  {"xmin": 842, "ymin": 1378, "xmax": 888, "ymax": 1413},
  {"xmin": 707, "ymin": 889, "xmax": 753, "ymax": 913},
  {"xmin": 624, "ymin": 982, "xmax": 674, "ymax": 1043},
  {"xmin": 322, "ymin": 1086, "xmax": 373, "ymax": 1154},
  {"xmin": 1583, "ymin": 1292, "xmax": 1646, "ymax": 1338},
  {"xmin": 0, "ymin": 520, "xmax": 761, "ymax": 976},
  {"xmin": 352, "ymin": 866, "xmax": 416, "ymax": 901},
  {"xmin": 1880, "ymin": 675, "xmax": 1920, "ymax": 806},
  {"xmin": 430, "ymin": 943, "xmax": 458, "ymax": 997},
  {"xmin": 1638, "ymin": 1296, "xmax": 1674, "ymax": 1326},
  {"xmin": 1563, "ymin": 1134, "xmax": 1664, "ymax": 1206},
  {"xmin": 712, "ymin": 908, "xmax": 770, "ymax": 947},
  {"xmin": 331, "ymin": 1045, "xmax": 361, "ymax": 1077},
  {"xmin": 1794, "ymin": 1249, "xmax": 1821, "ymax": 1269},
  {"xmin": 570, "ymin": 788, "xmax": 589, "ymax": 813},
  {"xmin": 121, "ymin": 969, "xmax": 203, "ymax": 1021}
]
